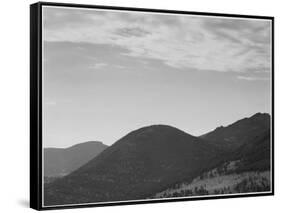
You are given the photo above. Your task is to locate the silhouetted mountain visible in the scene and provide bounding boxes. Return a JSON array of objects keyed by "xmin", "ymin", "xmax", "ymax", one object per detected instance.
[
  {"xmin": 44, "ymin": 125, "xmax": 221, "ymax": 205},
  {"xmin": 44, "ymin": 141, "xmax": 108, "ymax": 177},
  {"xmin": 201, "ymin": 113, "xmax": 270, "ymax": 151}
]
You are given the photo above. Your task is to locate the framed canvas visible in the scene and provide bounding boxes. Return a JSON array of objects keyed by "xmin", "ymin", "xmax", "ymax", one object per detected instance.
[{"xmin": 30, "ymin": 2, "xmax": 274, "ymax": 210}]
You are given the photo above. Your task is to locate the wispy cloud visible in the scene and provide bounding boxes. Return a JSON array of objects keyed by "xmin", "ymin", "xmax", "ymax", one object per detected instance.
[
  {"xmin": 237, "ymin": 76, "xmax": 269, "ymax": 81},
  {"xmin": 89, "ymin": 62, "xmax": 107, "ymax": 70},
  {"xmin": 115, "ymin": 27, "xmax": 151, "ymax": 38},
  {"xmin": 43, "ymin": 6, "xmax": 271, "ymax": 75}
]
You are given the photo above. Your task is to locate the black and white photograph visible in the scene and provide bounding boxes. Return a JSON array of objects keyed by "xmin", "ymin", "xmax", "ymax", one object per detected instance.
[{"xmin": 31, "ymin": 2, "xmax": 273, "ymax": 209}]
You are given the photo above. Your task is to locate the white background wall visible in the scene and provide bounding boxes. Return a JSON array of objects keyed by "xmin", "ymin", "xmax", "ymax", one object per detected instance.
[{"xmin": 0, "ymin": 0, "xmax": 279, "ymax": 212}]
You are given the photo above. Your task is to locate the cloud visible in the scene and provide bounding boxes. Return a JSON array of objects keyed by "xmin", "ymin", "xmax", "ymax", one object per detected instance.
[
  {"xmin": 237, "ymin": 76, "xmax": 269, "ymax": 81},
  {"xmin": 115, "ymin": 27, "xmax": 151, "ymax": 38},
  {"xmin": 203, "ymin": 18, "xmax": 271, "ymax": 73},
  {"xmin": 43, "ymin": 6, "xmax": 272, "ymax": 75},
  {"xmin": 89, "ymin": 62, "xmax": 107, "ymax": 69}
]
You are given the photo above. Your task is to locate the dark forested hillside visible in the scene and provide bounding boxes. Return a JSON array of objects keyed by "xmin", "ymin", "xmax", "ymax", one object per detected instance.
[
  {"xmin": 233, "ymin": 129, "xmax": 271, "ymax": 172},
  {"xmin": 201, "ymin": 113, "xmax": 270, "ymax": 151},
  {"xmin": 152, "ymin": 114, "xmax": 271, "ymax": 199}
]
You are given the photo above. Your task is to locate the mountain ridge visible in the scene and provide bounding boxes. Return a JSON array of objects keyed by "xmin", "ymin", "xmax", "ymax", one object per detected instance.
[
  {"xmin": 44, "ymin": 141, "xmax": 105, "ymax": 150},
  {"xmin": 44, "ymin": 112, "xmax": 271, "ymax": 205},
  {"xmin": 200, "ymin": 112, "xmax": 270, "ymax": 151},
  {"xmin": 45, "ymin": 124, "xmax": 222, "ymax": 205},
  {"xmin": 44, "ymin": 141, "xmax": 108, "ymax": 177}
]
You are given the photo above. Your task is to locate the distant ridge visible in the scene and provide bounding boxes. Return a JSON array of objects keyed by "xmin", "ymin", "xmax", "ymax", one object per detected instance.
[{"xmin": 44, "ymin": 141, "xmax": 108, "ymax": 177}]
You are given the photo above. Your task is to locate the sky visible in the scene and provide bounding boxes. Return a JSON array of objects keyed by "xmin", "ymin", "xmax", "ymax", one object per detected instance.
[{"xmin": 42, "ymin": 6, "xmax": 272, "ymax": 148}]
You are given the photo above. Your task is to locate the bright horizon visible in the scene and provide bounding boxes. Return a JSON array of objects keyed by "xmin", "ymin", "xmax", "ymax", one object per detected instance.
[{"xmin": 42, "ymin": 6, "xmax": 272, "ymax": 148}]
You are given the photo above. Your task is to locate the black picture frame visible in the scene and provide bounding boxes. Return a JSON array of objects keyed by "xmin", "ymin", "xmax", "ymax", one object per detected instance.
[{"xmin": 30, "ymin": 1, "xmax": 274, "ymax": 210}]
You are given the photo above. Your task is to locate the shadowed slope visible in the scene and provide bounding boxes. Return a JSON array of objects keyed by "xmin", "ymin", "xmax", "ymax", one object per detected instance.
[{"xmin": 201, "ymin": 113, "xmax": 270, "ymax": 151}]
